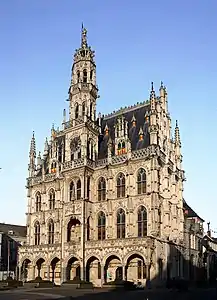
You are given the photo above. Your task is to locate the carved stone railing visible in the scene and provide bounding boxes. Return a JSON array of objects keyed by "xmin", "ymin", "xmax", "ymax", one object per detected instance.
[
  {"xmin": 45, "ymin": 173, "xmax": 56, "ymax": 181},
  {"xmin": 95, "ymin": 158, "xmax": 108, "ymax": 168},
  {"xmin": 86, "ymin": 158, "xmax": 95, "ymax": 168},
  {"xmin": 85, "ymin": 237, "xmax": 154, "ymax": 250},
  {"xmin": 111, "ymin": 154, "xmax": 127, "ymax": 165},
  {"xmin": 63, "ymin": 158, "xmax": 84, "ymax": 171}
]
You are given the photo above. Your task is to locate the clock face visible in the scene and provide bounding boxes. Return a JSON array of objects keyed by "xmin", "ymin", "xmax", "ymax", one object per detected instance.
[{"xmin": 70, "ymin": 137, "xmax": 81, "ymax": 153}]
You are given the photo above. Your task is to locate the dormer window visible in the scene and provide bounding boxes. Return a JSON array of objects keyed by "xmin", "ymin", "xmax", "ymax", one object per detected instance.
[
  {"xmin": 51, "ymin": 162, "xmax": 56, "ymax": 173},
  {"xmin": 117, "ymin": 141, "xmax": 126, "ymax": 155}
]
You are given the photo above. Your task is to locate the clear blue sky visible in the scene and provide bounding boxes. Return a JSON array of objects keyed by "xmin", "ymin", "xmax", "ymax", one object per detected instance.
[{"xmin": 0, "ymin": 1, "xmax": 216, "ymax": 233}]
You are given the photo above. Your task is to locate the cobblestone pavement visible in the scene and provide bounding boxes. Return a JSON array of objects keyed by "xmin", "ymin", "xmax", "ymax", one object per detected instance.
[{"xmin": 0, "ymin": 287, "xmax": 216, "ymax": 300}]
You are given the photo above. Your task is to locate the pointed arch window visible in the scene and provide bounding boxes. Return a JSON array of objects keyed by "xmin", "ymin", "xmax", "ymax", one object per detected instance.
[
  {"xmin": 34, "ymin": 221, "xmax": 40, "ymax": 245},
  {"xmin": 90, "ymin": 70, "xmax": 93, "ymax": 81},
  {"xmin": 98, "ymin": 177, "xmax": 106, "ymax": 201},
  {"xmin": 138, "ymin": 206, "xmax": 147, "ymax": 237},
  {"xmin": 77, "ymin": 70, "xmax": 80, "ymax": 83},
  {"xmin": 69, "ymin": 181, "xmax": 75, "ymax": 201},
  {"xmin": 83, "ymin": 69, "xmax": 87, "ymax": 83},
  {"xmin": 117, "ymin": 173, "xmax": 125, "ymax": 198},
  {"xmin": 75, "ymin": 104, "xmax": 79, "ymax": 119},
  {"xmin": 98, "ymin": 211, "xmax": 106, "ymax": 240},
  {"xmin": 82, "ymin": 102, "xmax": 86, "ymax": 116},
  {"xmin": 36, "ymin": 192, "xmax": 41, "ymax": 212},
  {"xmin": 87, "ymin": 176, "xmax": 90, "ymax": 199},
  {"xmin": 49, "ymin": 189, "xmax": 55, "ymax": 210},
  {"xmin": 90, "ymin": 103, "xmax": 93, "ymax": 120},
  {"xmin": 87, "ymin": 216, "xmax": 90, "ymax": 241},
  {"xmin": 117, "ymin": 208, "xmax": 125, "ymax": 238},
  {"xmin": 48, "ymin": 219, "xmax": 54, "ymax": 244},
  {"xmin": 137, "ymin": 168, "xmax": 147, "ymax": 194},
  {"xmin": 77, "ymin": 179, "xmax": 81, "ymax": 200},
  {"xmin": 58, "ymin": 144, "xmax": 63, "ymax": 163}
]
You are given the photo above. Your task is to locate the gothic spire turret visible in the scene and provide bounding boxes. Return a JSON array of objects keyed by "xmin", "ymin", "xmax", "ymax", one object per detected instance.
[{"xmin": 28, "ymin": 131, "xmax": 36, "ymax": 177}]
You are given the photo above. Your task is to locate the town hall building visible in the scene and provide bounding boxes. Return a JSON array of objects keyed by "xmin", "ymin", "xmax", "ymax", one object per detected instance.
[{"xmin": 18, "ymin": 26, "xmax": 186, "ymax": 286}]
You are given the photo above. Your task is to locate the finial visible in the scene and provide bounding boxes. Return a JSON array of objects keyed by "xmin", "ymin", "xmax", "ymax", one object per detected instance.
[
  {"xmin": 160, "ymin": 81, "xmax": 164, "ymax": 88},
  {"xmin": 131, "ymin": 114, "xmax": 136, "ymax": 127},
  {"xmin": 151, "ymin": 82, "xmax": 154, "ymax": 91},
  {"xmin": 139, "ymin": 128, "xmax": 144, "ymax": 141},
  {"xmin": 104, "ymin": 123, "xmax": 109, "ymax": 135},
  {"xmin": 81, "ymin": 23, "xmax": 88, "ymax": 48}
]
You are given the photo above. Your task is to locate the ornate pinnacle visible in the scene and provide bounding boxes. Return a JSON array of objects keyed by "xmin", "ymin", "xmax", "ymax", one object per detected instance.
[
  {"xmin": 29, "ymin": 131, "xmax": 36, "ymax": 158},
  {"xmin": 175, "ymin": 120, "xmax": 181, "ymax": 146}
]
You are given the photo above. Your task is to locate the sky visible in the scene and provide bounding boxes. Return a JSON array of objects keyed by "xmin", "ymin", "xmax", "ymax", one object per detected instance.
[{"xmin": 0, "ymin": 1, "xmax": 216, "ymax": 233}]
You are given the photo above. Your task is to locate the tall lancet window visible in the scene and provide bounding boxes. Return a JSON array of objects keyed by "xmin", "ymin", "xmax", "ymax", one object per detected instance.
[
  {"xmin": 117, "ymin": 173, "xmax": 125, "ymax": 198},
  {"xmin": 83, "ymin": 69, "xmax": 87, "ymax": 83},
  {"xmin": 117, "ymin": 208, "xmax": 125, "ymax": 238},
  {"xmin": 34, "ymin": 221, "xmax": 40, "ymax": 245},
  {"xmin": 137, "ymin": 168, "xmax": 147, "ymax": 194}
]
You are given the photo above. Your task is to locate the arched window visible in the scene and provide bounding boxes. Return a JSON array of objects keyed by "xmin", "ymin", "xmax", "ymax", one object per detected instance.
[
  {"xmin": 34, "ymin": 221, "xmax": 40, "ymax": 245},
  {"xmin": 69, "ymin": 181, "xmax": 75, "ymax": 201},
  {"xmin": 117, "ymin": 208, "xmax": 125, "ymax": 238},
  {"xmin": 75, "ymin": 104, "xmax": 79, "ymax": 119},
  {"xmin": 83, "ymin": 69, "xmax": 87, "ymax": 83},
  {"xmin": 48, "ymin": 219, "xmax": 54, "ymax": 244},
  {"xmin": 90, "ymin": 103, "xmax": 93, "ymax": 120},
  {"xmin": 90, "ymin": 70, "xmax": 93, "ymax": 81},
  {"xmin": 138, "ymin": 206, "xmax": 147, "ymax": 237},
  {"xmin": 77, "ymin": 70, "xmax": 80, "ymax": 83},
  {"xmin": 82, "ymin": 102, "xmax": 86, "ymax": 116},
  {"xmin": 98, "ymin": 177, "xmax": 106, "ymax": 201},
  {"xmin": 36, "ymin": 192, "xmax": 41, "ymax": 212},
  {"xmin": 77, "ymin": 179, "xmax": 81, "ymax": 200},
  {"xmin": 87, "ymin": 216, "xmax": 90, "ymax": 241},
  {"xmin": 87, "ymin": 176, "xmax": 90, "ymax": 199},
  {"xmin": 49, "ymin": 189, "xmax": 55, "ymax": 210},
  {"xmin": 98, "ymin": 211, "xmax": 106, "ymax": 240},
  {"xmin": 58, "ymin": 145, "xmax": 62, "ymax": 163},
  {"xmin": 117, "ymin": 173, "xmax": 125, "ymax": 198},
  {"xmin": 137, "ymin": 168, "xmax": 146, "ymax": 194}
]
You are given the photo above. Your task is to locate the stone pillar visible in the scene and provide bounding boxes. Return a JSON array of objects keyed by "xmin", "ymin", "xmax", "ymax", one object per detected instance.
[
  {"xmin": 47, "ymin": 266, "xmax": 50, "ymax": 281},
  {"xmin": 61, "ymin": 266, "xmax": 66, "ymax": 283},
  {"xmin": 101, "ymin": 265, "xmax": 105, "ymax": 286},
  {"xmin": 122, "ymin": 265, "xmax": 125, "ymax": 281}
]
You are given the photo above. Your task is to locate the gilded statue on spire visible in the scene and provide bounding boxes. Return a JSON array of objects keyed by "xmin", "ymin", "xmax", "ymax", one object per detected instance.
[{"xmin": 81, "ymin": 23, "xmax": 88, "ymax": 48}]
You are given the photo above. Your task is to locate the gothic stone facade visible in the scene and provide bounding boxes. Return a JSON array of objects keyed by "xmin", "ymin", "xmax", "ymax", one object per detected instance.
[{"xmin": 18, "ymin": 27, "xmax": 185, "ymax": 286}]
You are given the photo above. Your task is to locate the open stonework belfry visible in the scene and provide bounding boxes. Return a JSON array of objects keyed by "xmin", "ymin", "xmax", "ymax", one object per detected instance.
[{"xmin": 19, "ymin": 26, "xmax": 186, "ymax": 286}]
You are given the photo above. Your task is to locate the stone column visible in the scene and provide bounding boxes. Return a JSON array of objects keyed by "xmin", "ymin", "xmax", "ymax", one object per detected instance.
[
  {"xmin": 101, "ymin": 265, "xmax": 105, "ymax": 286},
  {"xmin": 47, "ymin": 266, "xmax": 50, "ymax": 281},
  {"xmin": 61, "ymin": 266, "xmax": 66, "ymax": 283},
  {"xmin": 122, "ymin": 265, "xmax": 125, "ymax": 281}
]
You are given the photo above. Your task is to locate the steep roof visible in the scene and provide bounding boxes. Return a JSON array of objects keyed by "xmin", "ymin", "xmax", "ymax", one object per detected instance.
[
  {"xmin": 0, "ymin": 223, "xmax": 27, "ymax": 237},
  {"xmin": 99, "ymin": 103, "xmax": 150, "ymax": 159},
  {"xmin": 183, "ymin": 200, "xmax": 204, "ymax": 222}
]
